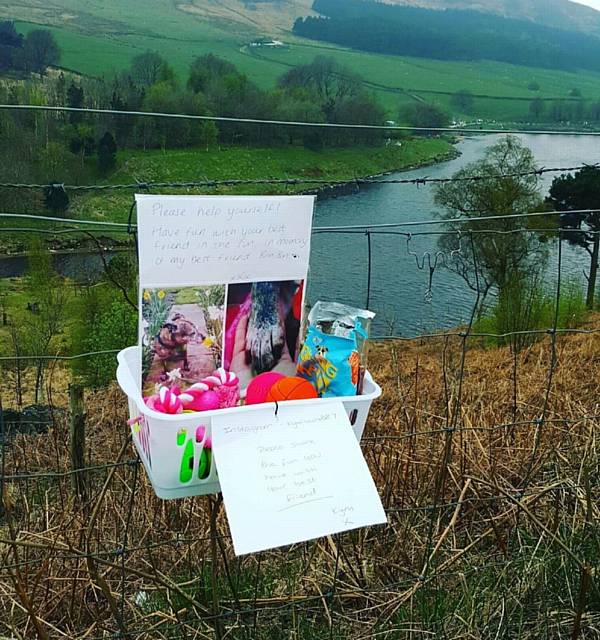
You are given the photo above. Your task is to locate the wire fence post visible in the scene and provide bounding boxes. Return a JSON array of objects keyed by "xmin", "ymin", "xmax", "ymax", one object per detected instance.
[
  {"xmin": 209, "ymin": 494, "xmax": 224, "ymax": 640},
  {"xmin": 365, "ymin": 231, "xmax": 372, "ymax": 309},
  {"xmin": 69, "ymin": 384, "xmax": 86, "ymax": 500}
]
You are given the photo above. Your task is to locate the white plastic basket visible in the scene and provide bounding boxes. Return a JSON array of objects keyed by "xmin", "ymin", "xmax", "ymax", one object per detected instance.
[{"xmin": 117, "ymin": 346, "xmax": 382, "ymax": 500}]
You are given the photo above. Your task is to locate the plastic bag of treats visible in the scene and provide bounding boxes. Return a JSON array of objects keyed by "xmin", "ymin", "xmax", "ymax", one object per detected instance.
[
  {"xmin": 296, "ymin": 302, "xmax": 374, "ymax": 397},
  {"xmin": 308, "ymin": 302, "xmax": 374, "ymax": 366}
]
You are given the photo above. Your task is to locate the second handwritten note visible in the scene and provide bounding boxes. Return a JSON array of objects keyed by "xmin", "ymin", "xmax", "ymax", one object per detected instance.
[{"xmin": 212, "ymin": 401, "xmax": 386, "ymax": 555}]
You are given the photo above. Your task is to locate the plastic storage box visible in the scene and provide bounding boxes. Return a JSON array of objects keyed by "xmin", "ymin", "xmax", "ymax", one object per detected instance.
[{"xmin": 117, "ymin": 346, "xmax": 382, "ymax": 500}]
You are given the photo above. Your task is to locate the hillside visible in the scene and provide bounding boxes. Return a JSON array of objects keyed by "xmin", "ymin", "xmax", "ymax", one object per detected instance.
[
  {"xmin": 385, "ymin": 0, "xmax": 600, "ymax": 38},
  {"xmin": 296, "ymin": 0, "xmax": 600, "ymax": 71},
  {"xmin": 3, "ymin": 0, "xmax": 600, "ymax": 124},
  {"xmin": 3, "ymin": 309, "xmax": 600, "ymax": 636}
]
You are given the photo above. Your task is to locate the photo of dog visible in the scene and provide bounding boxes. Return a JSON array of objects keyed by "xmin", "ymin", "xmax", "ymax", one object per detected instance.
[
  {"xmin": 224, "ymin": 280, "xmax": 304, "ymax": 389},
  {"xmin": 152, "ymin": 312, "xmax": 204, "ymax": 373},
  {"xmin": 141, "ymin": 286, "xmax": 225, "ymax": 396}
]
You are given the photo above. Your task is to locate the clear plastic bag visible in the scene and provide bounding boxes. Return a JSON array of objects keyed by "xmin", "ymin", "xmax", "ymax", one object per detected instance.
[{"xmin": 297, "ymin": 302, "xmax": 375, "ymax": 396}]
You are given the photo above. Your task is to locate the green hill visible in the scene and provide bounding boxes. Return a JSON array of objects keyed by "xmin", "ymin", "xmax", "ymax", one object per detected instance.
[{"xmin": 3, "ymin": 0, "xmax": 600, "ymax": 122}]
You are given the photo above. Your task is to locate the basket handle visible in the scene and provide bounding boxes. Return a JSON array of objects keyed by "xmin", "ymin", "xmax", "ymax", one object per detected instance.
[{"xmin": 116, "ymin": 357, "xmax": 142, "ymax": 404}]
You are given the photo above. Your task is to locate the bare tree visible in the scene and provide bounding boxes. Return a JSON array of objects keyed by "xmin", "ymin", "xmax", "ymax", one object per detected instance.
[
  {"xmin": 22, "ymin": 29, "xmax": 60, "ymax": 74},
  {"xmin": 279, "ymin": 56, "xmax": 361, "ymax": 120},
  {"xmin": 130, "ymin": 51, "xmax": 174, "ymax": 87},
  {"xmin": 435, "ymin": 136, "xmax": 548, "ymax": 305},
  {"xmin": 22, "ymin": 240, "xmax": 67, "ymax": 402}
]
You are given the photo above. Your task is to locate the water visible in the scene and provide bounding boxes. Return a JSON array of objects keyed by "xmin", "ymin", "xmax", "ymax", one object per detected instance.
[
  {"xmin": 0, "ymin": 252, "xmax": 115, "ymax": 280},
  {"xmin": 309, "ymin": 134, "xmax": 600, "ymax": 336},
  {"xmin": 1, "ymin": 134, "xmax": 598, "ymax": 335}
]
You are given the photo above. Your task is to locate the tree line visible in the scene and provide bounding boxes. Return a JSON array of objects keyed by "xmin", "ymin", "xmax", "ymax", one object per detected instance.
[
  {"xmin": 409, "ymin": 92, "xmax": 600, "ymax": 126},
  {"xmin": 0, "ymin": 45, "xmax": 392, "ymax": 215},
  {"xmin": 295, "ymin": 0, "xmax": 600, "ymax": 73},
  {"xmin": 0, "ymin": 21, "xmax": 60, "ymax": 75}
]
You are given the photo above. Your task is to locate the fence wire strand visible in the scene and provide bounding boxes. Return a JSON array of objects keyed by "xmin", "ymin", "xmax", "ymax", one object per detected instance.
[{"xmin": 3, "ymin": 103, "xmax": 600, "ymax": 137}]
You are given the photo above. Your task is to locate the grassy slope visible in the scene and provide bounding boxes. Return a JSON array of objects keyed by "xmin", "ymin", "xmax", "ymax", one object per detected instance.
[
  {"xmin": 71, "ymin": 138, "xmax": 455, "ymax": 223},
  {"xmin": 4, "ymin": 310, "xmax": 600, "ymax": 636},
  {"xmin": 5, "ymin": 0, "xmax": 600, "ymax": 121}
]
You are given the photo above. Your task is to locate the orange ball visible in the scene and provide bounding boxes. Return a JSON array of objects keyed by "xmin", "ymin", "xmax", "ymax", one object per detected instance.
[{"xmin": 266, "ymin": 376, "xmax": 318, "ymax": 402}]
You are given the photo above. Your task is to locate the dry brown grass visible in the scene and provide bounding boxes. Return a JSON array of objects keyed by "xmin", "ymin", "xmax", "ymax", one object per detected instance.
[{"xmin": 1, "ymin": 320, "xmax": 600, "ymax": 639}]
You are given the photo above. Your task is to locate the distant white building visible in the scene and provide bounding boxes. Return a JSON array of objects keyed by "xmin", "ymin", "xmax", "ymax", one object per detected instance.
[{"xmin": 249, "ymin": 39, "xmax": 285, "ymax": 48}]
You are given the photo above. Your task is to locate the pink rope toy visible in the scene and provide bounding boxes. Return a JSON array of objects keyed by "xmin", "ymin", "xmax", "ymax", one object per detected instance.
[
  {"xmin": 144, "ymin": 385, "xmax": 184, "ymax": 414},
  {"xmin": 145, "ymin": 371, "xmax": 240, "ymax": 414},
  {"xmin": 179, "ymin": 382, "xmax": 220, "ymax": 412},
  {"xmin": 201, "ymin": 368, "xmax": 240, "ymax": 409}
]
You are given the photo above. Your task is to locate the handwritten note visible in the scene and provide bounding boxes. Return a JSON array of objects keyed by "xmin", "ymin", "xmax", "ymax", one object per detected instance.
[
  {"xmin": 135, "ymin": 195, "xmax": 315, "ymax": 287},
  {"xmin": 212, "ymin": 401, "xmax": 387, "ymax": 555}
]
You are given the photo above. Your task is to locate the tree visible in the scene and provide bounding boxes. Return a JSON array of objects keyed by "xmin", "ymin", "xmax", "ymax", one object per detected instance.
[
  {"xmin": 276, "ymin": 91, "xmax": 325, "ymax": 147},
  {"xmin": 434, "ymin": 136, "xmax": 547, "ymax": 304},
  {"xmin": 23, "ymin": 238, "xmax": 67, "ymax": 401},
  {"xmin": 97, "ymin": 131, "xmax": 117, "ymax": 173},
  {"xmin": 130, "ymin": 51, "xmax": 174, "ymax": 87},
  {"xmin": 401, "ymin": 102, "xmax": 449, "ymax": 131},
  {"xmin": 43, "ymin": 183, "xmax": 69, "ymax": 214},
  {"xmin": 547, "ymin": 167, "xmax": 600, "ymax": 308},
  {"xmin": 139, "ymin": 81, "xmax": 185, "ymax": 149},
  {"xmin": 529, "ymin": 98, "xmax": 544, "ymax": 119},
  {"xmin": 0, "ymin": 21, "xmax": 23, "ymax": 71},
  {"xmin": 330, "ymin": 91, "xmax": 385, "ymax": 145},
  {"xmin": 67, "ymin": 123, "xmax": 95, "ymax": 166},
  {"xmin": 589, "ymin": 101, "xmax": 600, "ymax": 122},
  {"xmin": 451, "ymin": 89, "xmax": 474, "ymax": 113},
  {"xmin": 278, "ymin": 56, "xmax": 361, "ymax": 122},
  {"xmin": 22, "ymin": 29, "xmax": 60, "ymax": 74},
  {"xmin": 0, "ymin": 21, "xmax": 22, "ymax": 48},
  {"xmin": 66, "ymin": 82, "xmax": 84, "ymax": 123},
  {"xmin": 188, "ymin": 54, "xmax": 236, "ymax": 93},
  {"xmin": 550, "ymin": 100, "xmax": 572, "ymax": 123},
  {"xmin": 199, "ymin": 121, "xmax": 218, "ymax": 151}
]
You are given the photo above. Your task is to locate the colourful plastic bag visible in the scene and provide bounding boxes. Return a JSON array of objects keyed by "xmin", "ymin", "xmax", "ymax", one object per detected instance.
[{"xmin": 296, "ymin": 324, "xmax": 364, "ymax": 397}]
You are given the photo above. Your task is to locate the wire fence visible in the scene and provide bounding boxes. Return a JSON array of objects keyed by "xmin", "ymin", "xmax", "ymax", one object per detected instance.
[
  {"xmin": 2, "ymin": 152, "xmax": 600, "ymax": 637},
  {"xmin": 3, "ymin": 103, "xmax": 600, "ymax": 136}
]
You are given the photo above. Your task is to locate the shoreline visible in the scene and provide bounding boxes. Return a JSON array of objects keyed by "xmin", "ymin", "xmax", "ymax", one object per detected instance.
[
  {"xmin": 306, "ymin": 147, "xmax": 460, "ymax": 200},
  {"xmin": 0, "ymin": 141, "xmax": 460, "ymax": 258}
]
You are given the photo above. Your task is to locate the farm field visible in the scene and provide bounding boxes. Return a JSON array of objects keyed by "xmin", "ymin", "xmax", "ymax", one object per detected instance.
[{"xmin": 4, "ymin": 0, "xmax": 600, "ymax": 121}]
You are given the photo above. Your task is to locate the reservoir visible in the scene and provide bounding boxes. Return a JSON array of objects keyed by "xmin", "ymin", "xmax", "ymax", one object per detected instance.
[
  {"xmin": 1, "ymin": 134, "xmax": 598, "ymax": 336},
  {"xmin": 310, "ymin": 133, "xmax": 600, "ymax": 335}
]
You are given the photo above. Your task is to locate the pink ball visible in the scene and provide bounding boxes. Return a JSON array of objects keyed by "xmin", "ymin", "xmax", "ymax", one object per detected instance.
[
  {"xmin": 192, "ymin": 390, "xmax": 220, "ymax": 412},
  {"xmin": 245, "ymin": 372, "xmax": 286, "ymax": 405}
]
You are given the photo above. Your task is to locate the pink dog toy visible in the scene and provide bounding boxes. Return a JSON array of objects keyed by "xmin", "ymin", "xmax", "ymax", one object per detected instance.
[
  {"xmin": 180, "ymin": 384, "xmax": 220, "ymax": 412},
  {"xmin": 202, "ymin": 368, "xmax": 240, "ymax": 408},
  {"xmin": 144, "ymin": 386, "xmax": 184, "ymax": 414}
]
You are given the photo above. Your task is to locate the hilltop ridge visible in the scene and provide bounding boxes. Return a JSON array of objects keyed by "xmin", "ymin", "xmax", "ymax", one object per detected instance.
[{"xmin": 383, "ymin": 0, "xmax": 600, "ymax": 38}]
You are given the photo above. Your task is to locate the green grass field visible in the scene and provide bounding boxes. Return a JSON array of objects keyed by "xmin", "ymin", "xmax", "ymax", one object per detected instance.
[
  {"xmin": 0, "ymin": 138, "xmax": 455, "ymax": 253},
  {"xmin": 4, "ymin": 0, "xmax": 600, "ymax": 121},
  {"xmin": 70, "ymin": 138, "xmax": 455, "ymax": 223}
]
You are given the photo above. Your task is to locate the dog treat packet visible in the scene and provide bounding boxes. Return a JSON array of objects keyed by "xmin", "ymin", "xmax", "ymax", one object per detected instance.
[
  {"xmin": 307, "ymin": 301, "xmax": 375, "ymax": 367},
  {"xmin": 296, "ymin": 324, "xmax": 366, "ymax": 398}
]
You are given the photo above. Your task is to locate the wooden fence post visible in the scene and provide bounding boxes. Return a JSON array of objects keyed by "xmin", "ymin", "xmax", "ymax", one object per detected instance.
[
  {"xmin": 69, "ymin": 384, "xmax": 86, "ymax": 499},
  {"xmin": 571, "ymin": 565, "xmax": 592, "ymax": 640}
]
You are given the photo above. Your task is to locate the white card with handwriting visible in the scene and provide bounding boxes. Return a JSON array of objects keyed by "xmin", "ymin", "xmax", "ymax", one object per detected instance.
[
  {"xmin": 212, "ymin": 401, "xmax": 387, "ymax": 555},
  {"xmin": 136, "ymin": 194, "xmax": 314, "ymax": 287}
]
